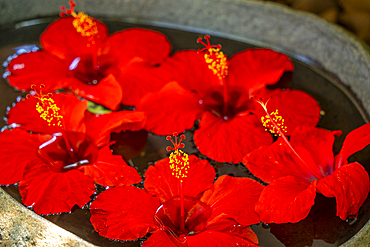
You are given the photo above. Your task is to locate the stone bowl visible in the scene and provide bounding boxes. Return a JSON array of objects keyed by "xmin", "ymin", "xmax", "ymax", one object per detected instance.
[{"xmin": 1, "ymin": 0, "xmax": 370, "ymax": 246}]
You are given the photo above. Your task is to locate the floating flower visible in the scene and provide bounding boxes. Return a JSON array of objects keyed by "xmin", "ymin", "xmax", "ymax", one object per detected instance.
[
  {"xmin": 5, "ymin": 1, "xmax": 171, "ymax": 109},
  {"xmin": 243, "ymin": 98, "xmax": 370, "ymax": 223},
  {"xmin": 0, "ymin": 92, "xmax": 145, "ymax": 214},
  {"xmin": 137, "ymin": 35, "xmax": 321, "ymax": 163},
  {"xmin": 90, "ymin": 134, "xmax": 263, "ymax": 246}
]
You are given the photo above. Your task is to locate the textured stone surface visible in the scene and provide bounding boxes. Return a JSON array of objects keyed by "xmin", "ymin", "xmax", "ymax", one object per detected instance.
[{"xmin": 0, "ymin": 0, "xmax": 370, "ymax": 246}]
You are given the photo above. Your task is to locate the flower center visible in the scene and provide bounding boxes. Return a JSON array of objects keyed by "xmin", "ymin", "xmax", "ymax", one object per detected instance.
[
  {"xmin": 199, "ymin": 86, "xmax": 253, "ymax": 121},
  {"xmin": 37, "ymin": 131, "xmax": 98, "ymax": 172},
  {"xmin": 154, "ymin": 196, "xmax": 212, "ymax": 246},
  {"xmin": 68, "ymin": 55, "xmax": 108, "ymax": 85}
]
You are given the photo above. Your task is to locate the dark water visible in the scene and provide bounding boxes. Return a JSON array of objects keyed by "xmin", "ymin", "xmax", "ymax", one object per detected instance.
[{"xmin": 0, "ymin": 17, "xmax": 370, "ymax": 247}]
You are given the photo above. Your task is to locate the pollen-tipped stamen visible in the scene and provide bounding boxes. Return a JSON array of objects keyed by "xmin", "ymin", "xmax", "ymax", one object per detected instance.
[{"xmin": 166, "ymin": 132, "xmax": 189, "ymax": 235}]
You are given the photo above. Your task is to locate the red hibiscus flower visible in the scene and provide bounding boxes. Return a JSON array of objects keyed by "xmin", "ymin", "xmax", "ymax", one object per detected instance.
[
  {"xmin": 137, "ymin": 38, "xmax": 321, "ymax": 163},
  {"xmin": 243, "ymin": 123, "xmax": 370, "ymax": 223},
  {"xmin": 90, "ymin": 155, "xmax": 263, "ymax": 246},
  {"xmin": 6, "ymin": 11, "xmax": 171, "ymax": 109},
  {"xmin": 0, "ymin": 93, "xmax": 145, "ymax": 214}
]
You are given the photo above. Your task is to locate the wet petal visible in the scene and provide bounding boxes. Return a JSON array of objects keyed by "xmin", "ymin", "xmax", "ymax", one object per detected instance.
[
  {"xmin": 90, "ymin": 186, "xmax": 160, "ymax": 241},
  {"xmin": 82, "ymin": 146, "xmax": 142, "ymax": 187},
  {"xmin": 0, "ymin": 129, "xmax": 50, "ymax": 185},
  {"xmin": 6, "ymin": 51, "xmax": 68, "ymax": 92},
  {"xmin": 70, "ymin": 74, "xmax": 123, "ymax": 110},
  {"xmin": 137, "ymin": 81, "xmax": 203, "ymax": 135},
  {"xmin": 228, "ymin": 49, "xmax": 294, "ymax": 94},
  {"xmin": 200, "ymin": 176, "xmax": 263, "ymax": 226},
  {"xmin": 19, "ymin": 162, "xmax": 95, "ymax": 215},
  {"xmin": 194, "ymin": 112, "xmax": 273, "ymax": 163},
  {"xmin": 40, "ymin": 17, "xmax": 108, "ymax": 61},
  {"xmin": 206, "ymin": 218, "xmax": 258, "ymax": 245},
  {"xmin": 256, "ymin": 176, "xmax": 317, "ymax": 223},
  {"xmin": 186, "ymin": 230, "xmax": 259, "ymax": 247},
  {"xmin": 335, "ymin": 123, "xmax": 370, "ymax": 169},
  {"xmin": 317, "ymin": 162, "xmax": 370, "ymax": 220},
  {"xmin": 145, "ymin": 155, "xmax": 215, "ymax": 203}
]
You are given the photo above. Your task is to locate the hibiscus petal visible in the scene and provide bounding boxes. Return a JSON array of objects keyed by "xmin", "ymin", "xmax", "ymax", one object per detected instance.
[
  {"xmin": 81, "ymin": 146, "xmax": 142, "ymax": 187},
  {"xmin": 90, "ymin": 186, "xmax": 160, "ymax": 240},
  {"xmin": 116, "ymin": 63, "xmax": 171, "ymax": 106},
  {"xmin": 19, "ymin": 162, "xmax": 95, "ymax": 215},
  {"xmin": 186, "ymin": 230, "xmax": 259, "ymax": 247},
  {"xmin": 69, "ymin": 74, "xmax": 122, "ymax": 110},
  {"xmin": 200, "ymin": 175, "xmax": 263, "ymax": 226},
  {"xmin": 335, "ymin": 123, "xmax": 370, "ymax": 169},
  {"xmin": 141, "ymin": 231, "xmax": 177, "ymax": 247},
  {"xmin": 40, "ymin": 17, "xmax": 108, "ymax": 61},
  {"xmin": 228, "ymin": 49, "xmax": 293, "ymax": 94},
  {"xmin": 0, "ymin": 129, "xmax": 50, "ymax": 185},
  {"xmin": 137, "ymin": 81, "xmax": 203, "ymax": 135},
  {"xmin": 158, "ymin": 50, "xmax": 221, "ymax": 94},
  {"xmin": 290, "ymin": 126, "xmax": 341, "ymax": 176},
  {"xmin": 99, "ymin": 28, "xmax": 171, "ymax": 67},
  {"xmin": 316, "ymin": 162, "xmax": 370, "ymax": 220},
  {"xmin": 256, "ymin": 176, "xmax": 317, "ymax": 223},
  {"xmin": 144, "ymin": 155, "xmax": 215, "ymax": 203},
  {"xmin": 253, "ymin": 88, "xmax": 321, "ymax": 136},
  {"xmin": 6, "ymin": 51, "xmax": 68, "ymax": 91},
  {"xmin": 194, "ymin": 112, "xmax": 273, "ymax": 163},
  {"xmin": 243, "ymin": 138, "xmax": 322, "ymax": 183},
  {"xmin": 84, "ymin": 110, "xmax": 146, "ymax": 147},
  {"xmin": 7, "ymin": 93, "xmax": 87, "ymax": 134}
]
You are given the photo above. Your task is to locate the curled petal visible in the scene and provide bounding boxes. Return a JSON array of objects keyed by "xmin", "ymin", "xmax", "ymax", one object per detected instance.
[
  {"xmin": 200, "ymin": 176, "xmax": 263, "ymax": 226},
  {"xmin": 90, "ymin": 186, "xmax": 160, "ymax": 240},
  {"xmin": 85, "ymin": 110, "xmax": 146, "ymax": 147},
  {"xmin": 144, "ymin": 155, "xmax": 215, "ymax": 203},
  {"xmin": 228, "ymin": 49, "xmax": 294, "ymax": 94},
  {"xmin": 69, "ymin": 74, "xmax": 123, "ymax": 110},
  {"xmin": 137, "ymin": 81, "xmax": 203, "ymax": 135},
  {"xmin": 317, "ymin": 162, "xmax": 370, "ymax": 220},
  {"xmin": 335, "ymin": 123, "xmax": 370, "ymax": 169},
  {"xmin": 256, "ymin": 176, "xmax": 317, "ymax": 223},
  {"xmin": 19, "ymin": 162, "xmax": 95, "ymax": 215},
  {"xmin": 194, "ymin": 112, "xmax": 272, "ymax": 163},
  {"xmin": 81, "ymin": 146, "xmax": 142, "ymax": 187}
]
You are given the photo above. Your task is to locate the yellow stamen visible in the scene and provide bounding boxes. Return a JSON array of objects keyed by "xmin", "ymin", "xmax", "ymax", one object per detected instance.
[
  {"xmin": 261, "ymin": 109, "xmax": 287, "ymax": 136},
  {"xmin": 204, "ymin": 48, "xmax": 228, "ymax": 80}
]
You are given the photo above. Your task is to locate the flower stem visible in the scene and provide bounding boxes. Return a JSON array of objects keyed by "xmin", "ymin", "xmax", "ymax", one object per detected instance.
[
  {"xmin": 179, "ymin": 180, "xmax": 186, "ymax": 234},
  {"xmin": 222, "ymin": 79, "xmax": 228, "ymax": 117}
]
